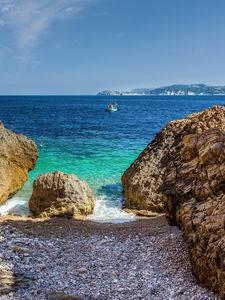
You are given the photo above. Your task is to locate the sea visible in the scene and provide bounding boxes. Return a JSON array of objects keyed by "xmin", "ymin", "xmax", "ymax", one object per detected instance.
[{"xmin": 0, "ymin": 96, "xmax": 224, "ymax": 223}]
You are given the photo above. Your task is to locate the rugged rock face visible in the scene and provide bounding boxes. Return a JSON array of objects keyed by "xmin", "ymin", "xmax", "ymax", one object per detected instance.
[
  {"xmin": 122, "ymin": 105, "xmax": 225, "ymax": 213},
  {"xmin": 160, "ymin": 128, "xmax": 225, "ymax": 297},
  {"xmin": 0, "ymin": 122, "xmax": 37, "ymax": 204},
  {"xmin": 29, "ymin": 171, "xmax": 95, "ymax": 218}
]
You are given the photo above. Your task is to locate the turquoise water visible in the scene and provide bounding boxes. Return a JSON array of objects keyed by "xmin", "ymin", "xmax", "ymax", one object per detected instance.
[{"xmin": 0, "ymin": 96, "xmax": 224, "ymax": 222}]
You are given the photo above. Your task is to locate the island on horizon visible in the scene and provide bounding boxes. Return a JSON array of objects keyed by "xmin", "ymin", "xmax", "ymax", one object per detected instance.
[{"xmin": 98, "ymin": 83, "xmax": 225, "ymax": 96}]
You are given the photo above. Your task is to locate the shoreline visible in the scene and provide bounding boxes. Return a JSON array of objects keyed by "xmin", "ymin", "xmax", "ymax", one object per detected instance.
[
  {"xmin": 0, "ymin": 214, "xmax": 168, "ymax": 238},
  {"xmin": 0, "ymin": 210, "xmax": 163, "ymax": 226}
]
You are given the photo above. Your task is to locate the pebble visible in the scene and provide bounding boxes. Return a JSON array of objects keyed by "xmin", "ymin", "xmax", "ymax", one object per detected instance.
[{"xmin": 77, "ymin": 268, "xmax": 87, "ymax": 274}]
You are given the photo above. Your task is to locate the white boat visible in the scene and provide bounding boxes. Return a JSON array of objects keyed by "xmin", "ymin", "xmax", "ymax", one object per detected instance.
[{"xmin": 106, "ymin": 102, "xmax": 118, "ymax": 112}]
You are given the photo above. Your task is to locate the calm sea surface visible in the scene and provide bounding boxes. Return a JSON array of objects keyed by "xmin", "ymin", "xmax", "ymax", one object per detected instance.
[{"xmin": 0, "ymin": 96, "xmax": 224, "ymax": 222}]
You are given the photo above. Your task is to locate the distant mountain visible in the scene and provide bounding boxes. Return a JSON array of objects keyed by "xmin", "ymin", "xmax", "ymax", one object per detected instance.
[
  {"xmin": 97, "ymin": 84, "xmax": 225, "ymax": 96},
  {"xmin": 97, "ymin": 90, "xmax": 121, "ymax": 96}
]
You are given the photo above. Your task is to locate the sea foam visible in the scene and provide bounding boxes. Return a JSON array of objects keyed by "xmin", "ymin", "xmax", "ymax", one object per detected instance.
[
  {"xmin": 0, "ymin": 186, "xmax": 135, "ymax": 223},
  {"xmin": 86, "ymin": 195, "xmax": 135, "ymax": 224}
]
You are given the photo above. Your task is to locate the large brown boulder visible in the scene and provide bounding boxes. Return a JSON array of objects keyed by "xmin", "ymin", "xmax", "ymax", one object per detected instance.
[
  {"xmin": 160, "ymin": 128, "xmax": 225, "ymax": 297},
  {"xmin": 0, "ymin": 122, "xmax": 37, "ymax": 204},
  {"xmin": 29, "ymin": 171, "xmax": 95, "ymax": 218},
  {"xmin": 122, "ymin": 105, "xmax": 225, "ymax": 214}
]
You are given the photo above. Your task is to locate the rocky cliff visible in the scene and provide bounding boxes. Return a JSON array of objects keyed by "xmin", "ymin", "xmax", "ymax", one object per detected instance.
[
  {"xmin": 122, "ymin": 105, "xmax": 225, "ymax": 214},
  {"xmin": 0, "ymin": 122, "xmax": 37, "ymax": 204},
  {"xmin": 160, "ymin": 128, "xmax": 225, "ymax": 297}
]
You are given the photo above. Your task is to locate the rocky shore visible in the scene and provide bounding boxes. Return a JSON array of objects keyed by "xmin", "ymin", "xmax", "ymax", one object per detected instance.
[
  {"xmin": 0, "ymin": 216, "xmax": 219, "ymax": 300},
  {"xmin": 1, "ymin": 106, "xmax": 225, "ymax": 299}
]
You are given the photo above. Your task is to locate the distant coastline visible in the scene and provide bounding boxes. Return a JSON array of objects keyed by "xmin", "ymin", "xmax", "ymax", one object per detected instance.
[{"xmin": 97, "ymin": 84, "xmax": 225, "ymax": 96}]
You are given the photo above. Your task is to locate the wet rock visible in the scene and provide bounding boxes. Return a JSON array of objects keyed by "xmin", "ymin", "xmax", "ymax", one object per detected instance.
[
  {"xmin": 0, "ymin": 122, "xmax": 37, "ymax": 204},
  {"xmin": 46, "ymin": 291, "xmax": 81, "ymax": 300},
  {"xmin": 122, "ymin": 105, "xmax": 225, "ymax": 213},
  {"xmin": 123, "ymin": 208, "xmax": 160, "ymax": 217},
  {"xmin": 12, "ymin": 246, "xmax": 28, "ymax": 254},
  {"xmin": 29, "ymin": 171, "xmax": 95, "ymax": 218},
  {"xmin": 77, "ymin": 267, "xmax": 87, "ymax": 274}
]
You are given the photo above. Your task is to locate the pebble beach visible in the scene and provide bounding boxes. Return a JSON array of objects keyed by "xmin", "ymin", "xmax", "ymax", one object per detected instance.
[{"xmin": 0, "ymin": 216, "xmax": 220, "ymax": 300}]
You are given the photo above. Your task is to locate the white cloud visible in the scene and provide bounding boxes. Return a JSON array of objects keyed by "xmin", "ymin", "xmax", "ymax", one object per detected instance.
[{"xmin": 0, "ymin": 0, "xmax": 91, "ymax": 51}]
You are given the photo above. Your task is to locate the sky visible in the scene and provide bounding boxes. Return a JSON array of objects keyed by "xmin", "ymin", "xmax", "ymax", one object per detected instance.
[{"xmin": 0, "ymin": 0, "xmax": 225, "ymax": 94}]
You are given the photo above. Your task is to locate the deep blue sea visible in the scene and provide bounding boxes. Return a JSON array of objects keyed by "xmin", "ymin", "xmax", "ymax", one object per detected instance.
[{"xmin": 0, "ymin": 96, "xmax": 224, "ymax": 222}]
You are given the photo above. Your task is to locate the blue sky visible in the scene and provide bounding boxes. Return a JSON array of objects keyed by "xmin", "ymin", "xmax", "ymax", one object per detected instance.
[{"xmin": 0, "ymin": 0, "xmax": 225, "ymax": 94}]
